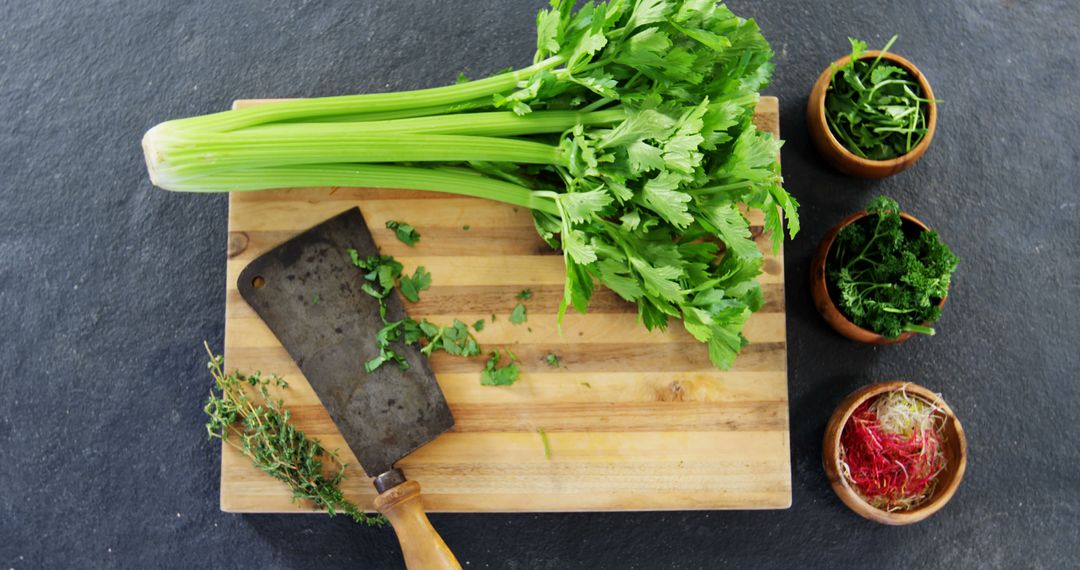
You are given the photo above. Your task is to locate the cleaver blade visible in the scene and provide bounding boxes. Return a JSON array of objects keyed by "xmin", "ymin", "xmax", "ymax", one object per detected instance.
[{"xmin": 236, "ymin": 207, "xmax": 454, "ymax": 480}]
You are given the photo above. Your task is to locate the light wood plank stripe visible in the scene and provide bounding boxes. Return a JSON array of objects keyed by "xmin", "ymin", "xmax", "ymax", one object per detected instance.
[
  {"xmin": 229, "ymin": 193, "xmax": 770, "ymax": 229},
  {"xmin": 435, "ymin": 371, "xmax": 788, "ymax": 405},
  {"xmin": 229, "ymin": 198, "xmax": 536, "ymax": 232},
  {"xmin": 219, "ymin": 430, "xmax": 791, "ymax": 512},
  {"xmin": 226, "ymin": 221, "xmax": 780, "ymax": 261}
]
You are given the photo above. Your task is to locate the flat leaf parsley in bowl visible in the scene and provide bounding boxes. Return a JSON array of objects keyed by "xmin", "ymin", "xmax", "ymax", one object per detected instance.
[{"xmin": 807, "ymin": 36, "xmax": 939, "ymax": 178}]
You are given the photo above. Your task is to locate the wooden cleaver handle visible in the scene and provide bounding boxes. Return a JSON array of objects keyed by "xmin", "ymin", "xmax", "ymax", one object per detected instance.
[{"xmin": 374, "ymin": 480, "xmax": 461, "ymax": 570}]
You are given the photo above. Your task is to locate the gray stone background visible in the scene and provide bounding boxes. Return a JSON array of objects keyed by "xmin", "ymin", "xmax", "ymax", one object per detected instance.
[{"xmin": 1, "ymin": 1, "xmax": 1077, "ymax": 568}]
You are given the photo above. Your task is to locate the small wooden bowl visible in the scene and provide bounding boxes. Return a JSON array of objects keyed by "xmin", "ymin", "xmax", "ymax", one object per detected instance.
[
  {"xmin": 810, "ymin": 210, "xmax": 946, "ymax": 345},
  {"xmin": 823, "ymin": 381, "xmax": 967, "ymax": 525},
  {"xmin": 807, "ymin": 50, "xmax": 937, "ymax": 178}
]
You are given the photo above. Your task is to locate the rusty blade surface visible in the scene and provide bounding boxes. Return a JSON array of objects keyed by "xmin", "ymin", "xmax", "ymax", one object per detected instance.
[{"xmin": 237, "ymin": 207, "xmax": 453, "ymax": 477}]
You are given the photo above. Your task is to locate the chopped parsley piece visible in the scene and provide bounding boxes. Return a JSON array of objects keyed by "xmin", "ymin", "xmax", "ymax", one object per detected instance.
[
  {"xmin": 480, "ymin": 349, "xmax": 520, "ymax": 386},
  {"xmin": 398, "ymin": 266, "xmax": 431, "ymax": 303},
  {"xmin": 385, "ymin": 220, "xmax": 420, "ymax": 246},
  {"xmin": 509, "ymin": 302, "xmax": 527, "ymax": 325},
  {"xmin": 537, "ymin": 427, "xmax": 552, "ymax": 460}
]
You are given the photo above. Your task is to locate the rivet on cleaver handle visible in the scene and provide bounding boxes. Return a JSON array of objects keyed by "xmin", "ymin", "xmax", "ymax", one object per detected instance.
[{"xmin": 236, "ymin": 207, "xmax": 454, "ymax": 478}]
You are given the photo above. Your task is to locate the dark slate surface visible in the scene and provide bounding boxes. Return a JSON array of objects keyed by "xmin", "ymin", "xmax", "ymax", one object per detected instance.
[{"xmin": 1, "ymin": 1, "xmax": 1077, "ymax": 568}]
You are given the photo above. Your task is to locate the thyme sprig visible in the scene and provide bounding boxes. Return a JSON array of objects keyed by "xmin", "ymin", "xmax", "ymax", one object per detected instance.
[{"xmin": 202, "ymin": 343, "xmax": 385, "ymax": 526}]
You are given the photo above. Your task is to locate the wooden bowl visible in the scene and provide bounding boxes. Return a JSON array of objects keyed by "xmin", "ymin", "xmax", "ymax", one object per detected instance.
[
  {"xmin": 807, "ymin": 50, "xmax": 937, "ymax": 178},
  {"xmin": 810, "ymin": 210, "xmax": 946, "ymax": 345},
  {"xmin": 823, "ymin": 381, "xmax": 968, "ymax": 525}
]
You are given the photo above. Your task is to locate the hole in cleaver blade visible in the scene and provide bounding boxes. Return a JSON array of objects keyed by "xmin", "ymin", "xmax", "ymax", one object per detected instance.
[{"xmin": 236, "ymin": 207, "xmax": 454, "ymax": 478}]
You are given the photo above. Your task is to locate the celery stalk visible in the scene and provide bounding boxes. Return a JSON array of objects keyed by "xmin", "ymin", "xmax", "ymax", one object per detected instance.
[{"xmin": 172, "ymin": 164, "xmax": 560, "ymax": 215}]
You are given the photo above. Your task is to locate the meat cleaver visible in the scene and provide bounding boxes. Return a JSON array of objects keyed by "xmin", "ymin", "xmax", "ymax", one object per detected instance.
[{"xmin": 237, "ymin": 207, "xmax": 460, "ymax": 570}]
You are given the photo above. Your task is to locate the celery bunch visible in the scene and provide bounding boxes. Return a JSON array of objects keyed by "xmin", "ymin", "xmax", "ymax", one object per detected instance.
[{"xmin": 143, "ymin": 0, "xmax": 799, "ymax": 368}]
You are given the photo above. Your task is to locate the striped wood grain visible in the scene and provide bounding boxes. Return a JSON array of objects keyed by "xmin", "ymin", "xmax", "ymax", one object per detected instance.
[{"xmin": 220, "ymin": 96, "xmax": 790, "ymax": 513}]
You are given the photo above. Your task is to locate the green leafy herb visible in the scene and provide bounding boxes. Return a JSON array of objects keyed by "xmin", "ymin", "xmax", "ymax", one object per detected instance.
[
  {"xmin": 312, "ymin": 293, "xmax": 320, "ymax": 305},
  {"xmin": 480, "ymin": 349, "xmax": 521, "ymax": 386},
  {"xmin": 385, "ymin": 220, "xmax": 420, "ymax": 246},
  {"xmin": 420, "ymin": 318, "xmax": 481, "ymax": 357},
  {"xmin": 537, "ymin": 427, "xmax": 552, "ymax": 460},
  {"xmin": 365, "ymin": 317, "xmax": 420, "ymax": 372},
  {"xmin": 545, "ymin": 353, "xmax": 560, "ymax": 368},
  {"xmin": 399, "ymin": 266, "xmax": 431, "ymax": 303},
  {"xmin": 146, "ymin": 1, "xmax": 800, "ymax": 370},
  {"xmin": 825, "ymin": 36, "xmax": 939, "ymax": 160},
  {"xmin": 202, "ymin": 343, "xmax": 384, "ymax": 526},
  {"xmin": 510, "ymin": 303, "xmax": 527, "ymax": 325},
  {"xmin": 828, "ymin": 196, "xmax": 959, "ymax": 338},
  {"xmin": 463, "ymin": 224, "xmax": 471, "ymax": 231},
  {"xmin": 348, "ymin": 249, "xmax": 403, "ymax": 299},
  {"xmin": 516, "ymin": 289, "xmax": 533, "ymax": 300},
  {"xmin": 348, "ymin": 251, "xmax": 519, "ymax": 385},
  {"xmin": 348, "ymin": 250, "xmax": 413, "ymax": 371}
]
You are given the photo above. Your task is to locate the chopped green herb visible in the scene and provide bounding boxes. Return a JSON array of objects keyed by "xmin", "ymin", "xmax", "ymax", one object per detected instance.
[
  {"xmin": 463, "ymin": 224, "xmax": 470, "ymax": 231},
  {"xmin": 420, "ymin": 319, "xmax": 481, "ymax": 357},
  {"xmin": 829, "ymin": 196, "xmax": 959, "ymax": 338},
  {"xmin": 399, "ymin": 266, "xmax": 431, "ymax": 303},
  {"xmin": 580, "ymin": 382, "xmax": 591, "ymax": 389},
  {"xmin": 510, "ymin": 303, "xmax": 527, "ymax": 325},
  {"xmin": 347, "ymin": 249, "xmax": 403, "ymax": 299},
  {"xmin": 480, "ymin": 349, "xmax": 520, "ymax": 386},
  {"xmin": 516, "ymin": 289, "xmax": 533, "ymax": 300},
  {"xmin": 537, "ymin": 427, "xmax": 552, "ymax": 461},
  {"xmin": 348, "ymin": 250, "xmax": 491, "ymax": 375},
  {"xmin": 385, "ymin": 220, "xmax": 420, "ymax": 246},
  {"xmin": 348, "ymin": 249, "xmax": 412, "ymax": 371},
  {"xmin": 312, "ymin": 293, "xmax": 320, "ymax": 305},
  {"xmin": 491, "ymin": 314, "xmax": 496, "ymax": 323},
  {"xmin": 365, "ymin": 318, "xmax": 419, "ymax": 372},
  {"xmin": 545, "ymin": 353, "xmax": 560, "ymax": 368},
  {"xmin": 202, "ymin": 343, "xmax": 384, "ymax": 526}
]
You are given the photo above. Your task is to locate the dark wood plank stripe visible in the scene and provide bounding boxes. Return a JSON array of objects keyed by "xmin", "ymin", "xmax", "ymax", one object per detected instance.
[
  {"xmin": 276, "ymin": 401, "xmax": 787, "ymax": 434},
  {"xmin": 408, "ymin": 284, "xmax": 785, "ymax": 314},
  {"xmin": 426, "ymin": 342, "xmax": 786, "ymax": 373},
  {"xmin": 447, "ymin": 401, "xmax": 788, "ymax": 432},
  {"xmin": 228, "ymin": 224, "xmax": 779, "ymax": 259}
]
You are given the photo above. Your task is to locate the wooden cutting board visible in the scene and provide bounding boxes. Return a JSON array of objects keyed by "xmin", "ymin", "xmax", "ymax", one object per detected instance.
[{"xmin": 221, "ymin": 96, "xmax": 790, "ymax": 512}]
